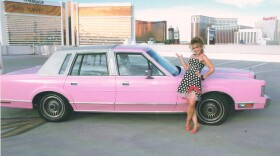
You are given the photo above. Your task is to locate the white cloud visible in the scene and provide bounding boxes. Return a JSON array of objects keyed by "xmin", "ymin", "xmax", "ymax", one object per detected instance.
[
  {"xmin": 135, "ymin": 6, "xmax": 261, "ymax": 41},
  {"xmin": 215, "ymin": 0, "xmax": 263, "ymax": 8},
  {"xmin": 267, "ymin": 0, "xmax": 280, "ymax": 5}
]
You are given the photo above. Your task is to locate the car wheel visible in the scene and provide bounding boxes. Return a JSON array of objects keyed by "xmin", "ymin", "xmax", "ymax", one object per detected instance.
[
  {"xmin": 196, "ymin": 94, "xmax": 230, "ymax": 125},
  {"xmin": 38, "ymin": 94, "xmax": 72, "ymax": 122}
]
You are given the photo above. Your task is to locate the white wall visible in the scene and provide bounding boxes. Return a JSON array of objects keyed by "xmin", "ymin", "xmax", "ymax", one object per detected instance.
[
  {"xmin": 1, "ymin": 44, "xmax": 280, "ymax": 62},
  {"xmin": 0, "ymin": 47, "xmax": 2, "ymax": 74},
  {"xmin": 149, "ymin": 44, "xmax": 280, "ymax": 62},
  {"xmin": 149, "ymin": 44, "xmax": 280, "ymax": 55},
  {"xmin": 0, "ymin": 45, "xmax": 64, "ymax": 55}
]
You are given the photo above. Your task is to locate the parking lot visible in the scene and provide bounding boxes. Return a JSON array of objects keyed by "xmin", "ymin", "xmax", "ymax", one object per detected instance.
[{"xmin": 1, "ymin": 54, "xmax": 280, "ymax": 156}]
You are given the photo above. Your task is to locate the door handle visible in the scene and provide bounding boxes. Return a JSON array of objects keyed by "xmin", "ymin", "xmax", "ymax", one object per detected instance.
[
  {"xmin": 70, "ymin": 82, "xmax": 78, "ymax": 85},
  {"xmin": 122, "ymin": 82, "xmax": 129, "ymax": 86}
]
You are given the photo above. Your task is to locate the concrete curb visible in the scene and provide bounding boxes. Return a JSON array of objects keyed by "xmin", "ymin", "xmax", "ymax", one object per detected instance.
[
  {"xmin": 149, "ymin": 44, "xmax": 280, "ymax": 62},
  {"xmin": 159, "ymin": 52, "xmax": 280, "ymax": 62}
]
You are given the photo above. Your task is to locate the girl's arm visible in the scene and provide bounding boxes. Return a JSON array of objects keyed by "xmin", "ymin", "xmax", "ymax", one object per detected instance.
[
  {"xmin": 201, "ymin": 55, "xmax": 215, "ymax": 79},
  {"xmin": 176, "ymin": 53, "xmax": 189, "ymax": 70}
]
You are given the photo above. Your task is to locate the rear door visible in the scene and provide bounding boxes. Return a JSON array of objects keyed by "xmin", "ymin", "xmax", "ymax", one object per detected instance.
[{"xmin": 64, "ymin": 53, "xmax": 115, "ymax": 111}]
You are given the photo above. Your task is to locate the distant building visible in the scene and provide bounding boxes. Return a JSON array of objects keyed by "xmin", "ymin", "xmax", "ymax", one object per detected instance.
[
  {"xmin": 0, "ymin": 0, "xmax": 63, "ymax": 45},
  {"xmin": 234, "ymin": 28, "xmax": 262, "ymax": 44},
  {"xmin": 191, "ymin": 15, "xmax": 237, "ymax": 44},
  {"xmin": 278, "ymin": 19, "xmax": 280, "ymax": 44},
  {"xmin": 0, "ymin": 0, "xmax": 134, "ymax": 46},
  {"xmin": 212, "ymin": 25, "xmax": 252, "ymax": 44},
  {"xmin": 174, "ymin": 26, "xmax": 180, "ymax": 44},
  {"xmin": 78, "ymin": 3, "xmax": 134, "ymax": 45},
  {"xmin": 135, "ymin": 20, "xmax": 167, "ymax": 43},
  {"xmin": 255, "ymin": 16, "xmax": 279, "ymax": 45},
  {"xmin": 168, "ymin": 26, "xmax": 174, "ymax": 40}
]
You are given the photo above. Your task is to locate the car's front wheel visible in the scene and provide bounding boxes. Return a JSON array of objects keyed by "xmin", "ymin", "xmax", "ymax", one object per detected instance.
[
  {"xmin": 196, "ymin": 94, "xmax": 230, "ymax": 125},
  {"xmin": 38, "ymin": 94, "xmax": 72, "ymax": 122}
]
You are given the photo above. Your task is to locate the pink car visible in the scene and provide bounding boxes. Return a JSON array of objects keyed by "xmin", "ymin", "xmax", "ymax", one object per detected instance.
[{"xmin": 0, "ymin": 45, "xmax": 270, "ymax": 125}]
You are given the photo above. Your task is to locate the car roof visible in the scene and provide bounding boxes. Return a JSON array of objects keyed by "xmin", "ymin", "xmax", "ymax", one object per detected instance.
[
  {"xmin": 114, "ymin": 44, "xmax": 151, "ymax": 52},
  {"xmin": 38, "ymin": 44, "xmax": 153, "ymax": 76},
  {"xmin": 56, "ymin": 44, "xmax": 152, "ymax": 53}
]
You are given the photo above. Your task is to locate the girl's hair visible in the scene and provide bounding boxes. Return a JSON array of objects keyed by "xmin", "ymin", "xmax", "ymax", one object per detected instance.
[{"xmin": 190, "ymin": 36, "xmax": 205, "ymax": 52}]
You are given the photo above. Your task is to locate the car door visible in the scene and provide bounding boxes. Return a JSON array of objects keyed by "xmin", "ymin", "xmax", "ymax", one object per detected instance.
[
  {"xmin": 64, "ymin": 53, "xmax": 115, "ymax": 111},
  {"xmin": 115, "ymin": 53, "xmax": 178, "ymax": 112}
]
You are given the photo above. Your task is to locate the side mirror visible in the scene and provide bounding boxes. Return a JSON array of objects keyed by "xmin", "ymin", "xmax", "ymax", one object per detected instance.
[{"xmin": 145, "ymin": 70, "xmax": 154, "ymax": 79}]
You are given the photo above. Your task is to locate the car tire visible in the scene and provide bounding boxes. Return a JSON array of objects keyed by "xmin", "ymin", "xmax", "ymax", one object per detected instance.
[
  {"xmin": 196, "ymin": 94, "xmax": 230, "ymax": 125},
  {"xmin": 38, "ymin": 94, "xmax": 72, "ymax": 122}
]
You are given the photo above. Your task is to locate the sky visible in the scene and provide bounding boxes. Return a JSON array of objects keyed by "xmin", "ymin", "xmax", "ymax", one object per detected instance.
[{"xmin": 48, "ymin": 0, "xmax": 280, "ymax": 41}]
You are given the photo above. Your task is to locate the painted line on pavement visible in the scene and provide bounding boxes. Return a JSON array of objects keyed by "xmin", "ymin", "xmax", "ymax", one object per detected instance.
[
  {"xmin": 1, "ymin": 117, "xmax": 46, "ymax": 138},
  {"xmin": 215, "ymin": 60, "xmax": 240, "ymax": 66},
  {"xmin": 166, "ymin": 57, "xmax": 177, "ymax": 61},
  {"xmin": 254, "ymin": 69, "xmax": 280, "ymax": 74},
  {"xmin": 241, "ymin": 62, "xmax": 268, "ymax": 70}
]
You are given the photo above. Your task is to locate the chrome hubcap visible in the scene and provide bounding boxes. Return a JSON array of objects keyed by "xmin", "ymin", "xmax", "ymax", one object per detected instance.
[
  {"xmin": 198, "ymin": 99, "xmax": 224, "ymax": 123},
  {"xmin": 42, "ymin": 95, "xmax": 65, "ymax": 118}
]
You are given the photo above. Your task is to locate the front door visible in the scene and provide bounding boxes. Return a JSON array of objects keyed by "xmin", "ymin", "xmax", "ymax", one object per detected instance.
[{"xmin": 115, "ymin": 53, "xmax": 178, "ymax": 112}]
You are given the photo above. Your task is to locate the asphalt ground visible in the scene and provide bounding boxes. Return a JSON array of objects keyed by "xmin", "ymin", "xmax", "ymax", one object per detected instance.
[{"xmin": 1, "ymin": 54, "xmax": 280, "ymax": 156}]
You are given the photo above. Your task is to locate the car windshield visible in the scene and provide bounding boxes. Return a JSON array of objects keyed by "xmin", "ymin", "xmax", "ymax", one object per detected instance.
[{"xmin": 147, "ymin": 49, "xmax": 179, "ymax": 76}]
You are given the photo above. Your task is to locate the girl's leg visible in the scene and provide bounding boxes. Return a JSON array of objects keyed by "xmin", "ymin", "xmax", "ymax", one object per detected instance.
[
  {"xmin": 185, "ymin": 98, "xmax": 191, "ymax": 130},
  {"xmin": 191, "ymin": 109, "xmax": 200, "ymax": 134},
  {"xmin": 186, "ymin": 91, "xmax": 197, "ymax": 130}
]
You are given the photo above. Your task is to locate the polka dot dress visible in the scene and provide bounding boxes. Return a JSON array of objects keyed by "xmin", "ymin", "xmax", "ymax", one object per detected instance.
[{"xmin": 178, "ymin": 58, "xmax": 205, "ymax": 100}]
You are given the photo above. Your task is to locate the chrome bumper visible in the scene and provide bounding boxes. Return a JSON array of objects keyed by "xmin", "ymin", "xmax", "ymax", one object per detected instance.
[{"xmin": 264, "ymin": 95, "xmax": 271, "ymax": 108}]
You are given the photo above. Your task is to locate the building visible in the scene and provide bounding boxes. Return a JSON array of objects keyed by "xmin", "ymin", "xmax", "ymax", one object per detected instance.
[
  {"xmin": 168, "ymin": 26, "xmax": 174, "ymax": 40},
  {"xmin": 255, "ymin": 16, "xmax": 279, "ymax": 45},
  {"xmin": 135, "ymin": 20, "xmax": 167, "ymax": 43},
  {"xmin": 0, "ymin": 0, "xmax": 134, "ymax": 46},
  {"xmin": 174, "ymin": 26, "xmax": 180, "ymax": 44},
  {"xmin": 212, "ymin": 25, "xmax": 252, "ymax": 44},
  {"xmin": 0, "ymin": 0, "xmax": 63, "ymax": 45},
  {"xmin": 191, "ymin": 15, "xmax": 237, "ymax": 44},
  {"xmin": 234, "ymin": 28, "xmax": 262, "ymax": 44},
  {"xmin": 78, "ymin": 3, "xmax": 134, "ymax": 45}
]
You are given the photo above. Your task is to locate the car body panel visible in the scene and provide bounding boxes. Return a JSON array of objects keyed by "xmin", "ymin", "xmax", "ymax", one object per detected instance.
[
  {"xmin": 64, "ymin": 76, "xmax": 116, "ymax": 111},
  {"xmin": 1, "ymin": 74, "xmax": 68, "ymax": 109},
  {"xmin": 1, "ymin": 45, "xmax": 270, "ymax": 115},
  {"xmin": 115, "ymin": 76, "xmax": 178, "ymax": 112}
]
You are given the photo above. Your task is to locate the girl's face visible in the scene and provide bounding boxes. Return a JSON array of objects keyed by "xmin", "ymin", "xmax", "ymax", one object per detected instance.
[{"xmin": 191, "ymin": 44, "xmax": 203, "ymax": 55}]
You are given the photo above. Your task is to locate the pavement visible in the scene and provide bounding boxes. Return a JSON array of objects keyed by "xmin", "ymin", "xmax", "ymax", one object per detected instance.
[{"xmin": 1, "ymin": 53, "xmax": 280, "ymax": 156}]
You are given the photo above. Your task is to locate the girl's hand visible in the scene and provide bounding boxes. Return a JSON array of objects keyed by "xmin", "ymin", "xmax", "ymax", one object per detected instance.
[
  {"xmin": 195, "ymin": 71, "xmax": 201, "ymax": 77},
  {"xmin": 176, "ymin": 53, "xmax": 182, "ymax": 58}
]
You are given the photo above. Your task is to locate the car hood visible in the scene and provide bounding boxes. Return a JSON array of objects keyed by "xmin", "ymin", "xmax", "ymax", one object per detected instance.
[
  {"xmin": 178, "ymin": 66, "xmax": 255, "ymax": 79},
  {"xmin": 208, "ymin": 67, "xmax": 255, "ymax": 78}
]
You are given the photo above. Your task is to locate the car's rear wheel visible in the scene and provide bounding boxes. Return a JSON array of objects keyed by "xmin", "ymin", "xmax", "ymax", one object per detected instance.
[
  {"xmin": 196, "ymin": 94, "xmax": 230, "ymax": 125},
  {"xmin": 38, "ymin": 94, "xmax": 72, "ymax": 122}
]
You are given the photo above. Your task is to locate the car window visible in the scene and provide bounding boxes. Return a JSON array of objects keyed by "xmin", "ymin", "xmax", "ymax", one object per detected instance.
[
  {"xmin": 70, "ymin": 53, "xmax": 109, "ymax": 76},
  {"xmin": 59, "ymin": 54, "xmax": 72, "ymax": 75},
  {"xmin": 147, "ymin": 49, "xmax": 179, "ymax": 76},
  {"xmin": 116, "ymin": 53, "xmax": 164, "ymax": 76}
]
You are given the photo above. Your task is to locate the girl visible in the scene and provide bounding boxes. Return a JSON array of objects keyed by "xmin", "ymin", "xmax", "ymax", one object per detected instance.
[{"xmin": 177, "ymin": 37, "xmax": 215, "ymax": 134}]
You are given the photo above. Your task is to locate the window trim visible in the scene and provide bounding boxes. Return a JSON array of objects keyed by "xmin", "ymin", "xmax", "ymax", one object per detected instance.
[
  {"xmin": 115, "ymin": 52, "xmax": 166, "ymax": 76},
  {"xmin": 59, "ymin": 53, "xmax": 72, "ymax": 75},
  {"xmin": 69, "ymin": 52, "xmax": 109, "ymax": 76}
]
